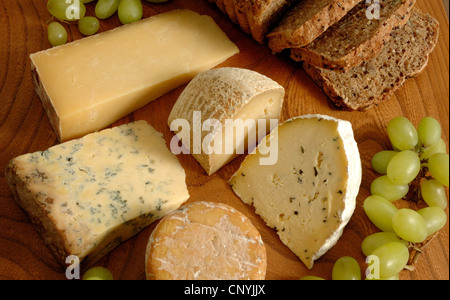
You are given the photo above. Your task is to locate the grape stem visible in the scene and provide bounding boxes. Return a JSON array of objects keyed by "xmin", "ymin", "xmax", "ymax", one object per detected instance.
[{"xmin": 407, "ymin": 231, "xmax": 440, "ymax": 267}]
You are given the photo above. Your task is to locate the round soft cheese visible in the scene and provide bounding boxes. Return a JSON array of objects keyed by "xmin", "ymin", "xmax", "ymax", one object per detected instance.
[{"xmin": 145, "ymin": 201, "xmax": 267, "ymax": 280}]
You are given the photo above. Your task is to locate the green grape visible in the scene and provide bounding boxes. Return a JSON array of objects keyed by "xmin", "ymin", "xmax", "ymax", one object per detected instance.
[
  {"xmin": 365, "ymin": 274, "xmax": 400, "ymax": 280},
  {"xmin": 361, "ymin": 232, "xmax": 407, "ymax": 257},
  {"xmin": 380, "ymin": 273, "xmax": 400, "ymax": 280},
  {"xmin": 370, "ymin": 175, "xmax": 409, "ymax": 202},
  {"xmin": 47, "ymin": 0, "xmax": 86, "ymax": 21},
  {"xmin": 118, "ymin": 0, "xmax": 143, "ymax": 24},
  {"xmin": 78, "ymin": 16, "xmax": 100, "ymax": 36},
  {"xmin": 420, "ymin": 138, "xmax": 447, "ymax": 160},
  {"xmin": 363, "ymin": 195, "xmax": 398, "ymax": 232},
  {"xmin": 387, "ymin": 116, "xmax": 418, "ymax": 151},
  {"xmin": 392, "ymin": 208, "xmax": 428, "ymax": 243},
  {"xmin": 299, "ymin": 276, "xmax": 325, "ymax": 280},
  {"xmin": 95, "ymin": 0, "xmax": 120, "ymax": 19},
  {"xmin": 417, "ymin": 207, "xmax": 447, "ymax": 236},
  {"xmin": 47, "ymin": 22, "xmax": 67, "ymax": 47},
  {"xmin": 417, "ymin": 117, "xmax": 442, "ymax": 147},
  {"xmin": 82, "ymin": 266, "xmax": 113, "ymax": 280},
  {"xmin": 428, "ymin": 153, "xmax": 449, "ymax": 187},
  {"xmin": 366, "ymin": 273, "xmax": 400, "ymax": 280},
  {"xmin": 421, "ymin": 179, "xmax": 448, "ymax": 209},
  {"xmin": 332, "ymin": 256, "xmax": 361, "ymax": 280},
  {"xmin": 386, "ymin": 150, "xmax": 421, "ymax": 185},
  {"xmin": 370, "ymin": 242, "xmax": 409, "ymax": 278},
  {"xmin": 371, "ymin": 150, "xmax": 398, "ymax": 175}
]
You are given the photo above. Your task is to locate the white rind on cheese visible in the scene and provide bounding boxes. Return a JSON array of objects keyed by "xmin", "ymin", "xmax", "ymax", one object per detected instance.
[
  {"xmin": 145, "ymin": 201, "xmax": 267, "ymax": 280},
  {"xmin": 30, "ymin": 9, "xmax": 239, "ymax": 141},
  {"xmin": 5, "ymin": 121, "xmax": 190, "ymax": 268},
  {"xmin": 229, "ymin": 114, "xmax": 362, "ymax": 269},
  {"xmin": 168, "ymin": 67, "xmax": 285, "ymax": 175}
]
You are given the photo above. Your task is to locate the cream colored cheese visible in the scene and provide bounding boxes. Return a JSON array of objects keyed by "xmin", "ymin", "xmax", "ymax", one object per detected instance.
[{"xmin": 230, "ymin": 115, "xmax": 362, "ymax": 269}]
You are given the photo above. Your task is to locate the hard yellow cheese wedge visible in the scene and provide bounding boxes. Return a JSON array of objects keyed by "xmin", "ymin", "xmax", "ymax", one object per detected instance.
[
  {"xmin": 229, "ymin": 115, "xmax": 362, "ymax": 269},
  {"xmin": 30, "ymin": 9, "xmax": 239, "ymax": 141}
]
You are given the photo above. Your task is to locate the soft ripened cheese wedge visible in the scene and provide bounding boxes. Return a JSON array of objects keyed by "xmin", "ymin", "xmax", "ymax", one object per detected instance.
[
  {"xmin": 5, "ymin": 121, "xmax": 189, "ymax": 268},
  {"xmin": 168, "ymin": 67, "xmax": 285, "ymax": 175},
  {"xmin": 229, "ymin": 115, "xmax": 362, "ymax": 269},
  {"xmin": 30, "ymin": 9, "xmax": 239, "ymax": 141},
  {"xmin": 145, "ymin": 201, "xmax": 267, "ymax": 280}
]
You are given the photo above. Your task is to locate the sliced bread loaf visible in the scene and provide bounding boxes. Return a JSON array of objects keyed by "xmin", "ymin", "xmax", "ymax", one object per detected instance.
[
  {"xmin": 246, "ymin": 0, "xmax": 298, "ymax": 44},
  {"xmin": 234, "ymin": 0, "xmax": 252, "ymax": 34},
  {"xmin": 292, "ymin": 0, "xmax": 416, "ymax": 71},
  {"xmin": 267, "ymin": 0, "xmax": 362, "ymax": 53},
  {"xmin": 223, "ymin": 0, "xmax": 239, "ymax": 24},
  {"xmin": 211, "ymin": 0, "xmax": 227, "ymax": 15},
  {"xmin": 303, "ymin": 9, "xmax": 439, "ymax": 111}
]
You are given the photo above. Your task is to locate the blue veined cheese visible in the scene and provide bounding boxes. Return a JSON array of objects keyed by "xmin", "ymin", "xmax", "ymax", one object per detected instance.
[
  {"xmin": 229, "ymin": 115, "xmax": 362, "ymax": 269},
  {"xmin": 5, "ymin": 120, "xmax": 189, "ymax": 268}
]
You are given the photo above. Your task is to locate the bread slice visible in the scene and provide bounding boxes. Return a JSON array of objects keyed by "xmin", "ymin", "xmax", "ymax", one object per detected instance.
[
  {"xmin": 246, "ymin": 0, "xmax": 298, "ymax": 44},
  {"xmin": 212, "ymin": 0, "xmax": 227, "ymax": 15},
  {"xmin": 303, "ymin": 9, "xmax": 439, "ymax": 111},
  {"xmin": 234, "ymin": 0, "xmax": 251, "ymax": 34},
  {"xmin": 291, "ymin": 0, "xmax": 416, "ymax": 71},
  {"xmin": 223, "ymin": 0, "xmax": 239, "ymax": 24},
  {"xmin": 267, "ymin": 0, "xmax": 362, "ymax": 53}
]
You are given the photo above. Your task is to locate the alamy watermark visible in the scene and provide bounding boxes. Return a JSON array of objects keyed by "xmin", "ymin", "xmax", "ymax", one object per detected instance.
[
  {"xmin": 65, "ymin": 255, "xmax": 80, "ymax": 279},
  {"xmin": 366, "ymin": 0, "xmax": 381, "ymax": 20},
  {"xmin": 169, "ymin": 111, "xmax": 279, "ymax": 166},
  {"xmin": 65, "ymin": 0, "xmax": 82, "ymax": 20},
  {"xmin": 365, "ymin": 255, "xmax": 381, "ymax": 280}
]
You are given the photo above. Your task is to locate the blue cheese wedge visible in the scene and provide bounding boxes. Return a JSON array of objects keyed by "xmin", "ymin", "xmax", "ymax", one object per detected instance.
[
  {"xmin": 5, "ymin": 120, "xmax": 189, "ymax": 268},
  {"xmin": 229, "ymin": 115, "xmax": 362, "ymax": 269}
]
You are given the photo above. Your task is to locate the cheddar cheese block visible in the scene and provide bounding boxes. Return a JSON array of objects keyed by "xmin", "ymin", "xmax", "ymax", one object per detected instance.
[
  {"xmin": 5, "ymin": 121, "xmax": 189, "ymax": 268},
  {"xmin": 229, "ymin": 115, "xmax": 362, "ymax": 269},
  {"xmin": 168, "ymin": 67, "xmax": 285, "ymax": 175},
  {"xmin": 30, "ymin": 9, "xmax": 239, "ymax": 141},
  {"xmin": 145, "ymin": 201, "xmax": 267, "ymax": 280}
]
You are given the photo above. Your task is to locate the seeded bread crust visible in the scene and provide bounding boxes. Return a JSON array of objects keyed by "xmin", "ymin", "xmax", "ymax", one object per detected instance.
[
  {"xmin": 267, "ymin": 0, "xmax": 362, "ymax": 53},
  {"xmin": 212, "ymin": 0, "xmax": 227, "ymax": 15},
  {"xmin": 234, "ymin": 0, "xmax": 252, "ymax": 34},
  {"xmin": 223, "ymin": 0, "xmax": 239, "ymax": 24},
  {"xmin": 245, "ymin": 0, "xmax": 298, "ymax": 44},
  {"xmin": 292, "ymin": 0, "xmax": 416, "ymax": 71},
  {"xmin": 303, "ymin": 9, "xmax": 439, "ymax": 111}
]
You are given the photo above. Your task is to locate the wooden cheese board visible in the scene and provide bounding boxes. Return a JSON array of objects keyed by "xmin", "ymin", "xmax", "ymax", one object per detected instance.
[{"xmin": 0, "ymin": 0, "xmax": 448, "ymax": 280}]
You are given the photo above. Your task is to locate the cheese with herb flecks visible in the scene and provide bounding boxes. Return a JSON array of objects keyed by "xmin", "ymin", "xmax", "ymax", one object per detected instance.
[
  {"xmin": 5, "ymin": 120, "xmax": 189, "ymax": 267},
  {"xmin": 229, "ymin": 115, "xmax": 362, "ymax": 269}
]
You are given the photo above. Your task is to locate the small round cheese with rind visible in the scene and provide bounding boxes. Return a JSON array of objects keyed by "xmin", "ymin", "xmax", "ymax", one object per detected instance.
[{"xmin": 145, "ymin": 201, "xmax": 267, "ymax": 280}]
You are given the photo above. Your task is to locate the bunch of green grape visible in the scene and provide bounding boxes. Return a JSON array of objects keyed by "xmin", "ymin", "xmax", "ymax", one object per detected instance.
[
  {"xmin": 46, "ymin": 0, "xmax": 170, "ymax": 47},
  {"xmin": 300, "ymin": 256, "xmax": 362, "ymax": 280},
  {"xmin": 363, "ymin": 116, "xmax": 448, "ymax": 279},
  {"xmin": 82, "ymin": 266, "xmax": 114, "ymax": 280}
]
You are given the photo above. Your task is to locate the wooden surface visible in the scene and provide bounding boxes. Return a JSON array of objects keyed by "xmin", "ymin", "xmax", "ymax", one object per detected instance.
[{"xmin": 0, "ymin": 0, "xmax": 448, "ymax": 280}]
